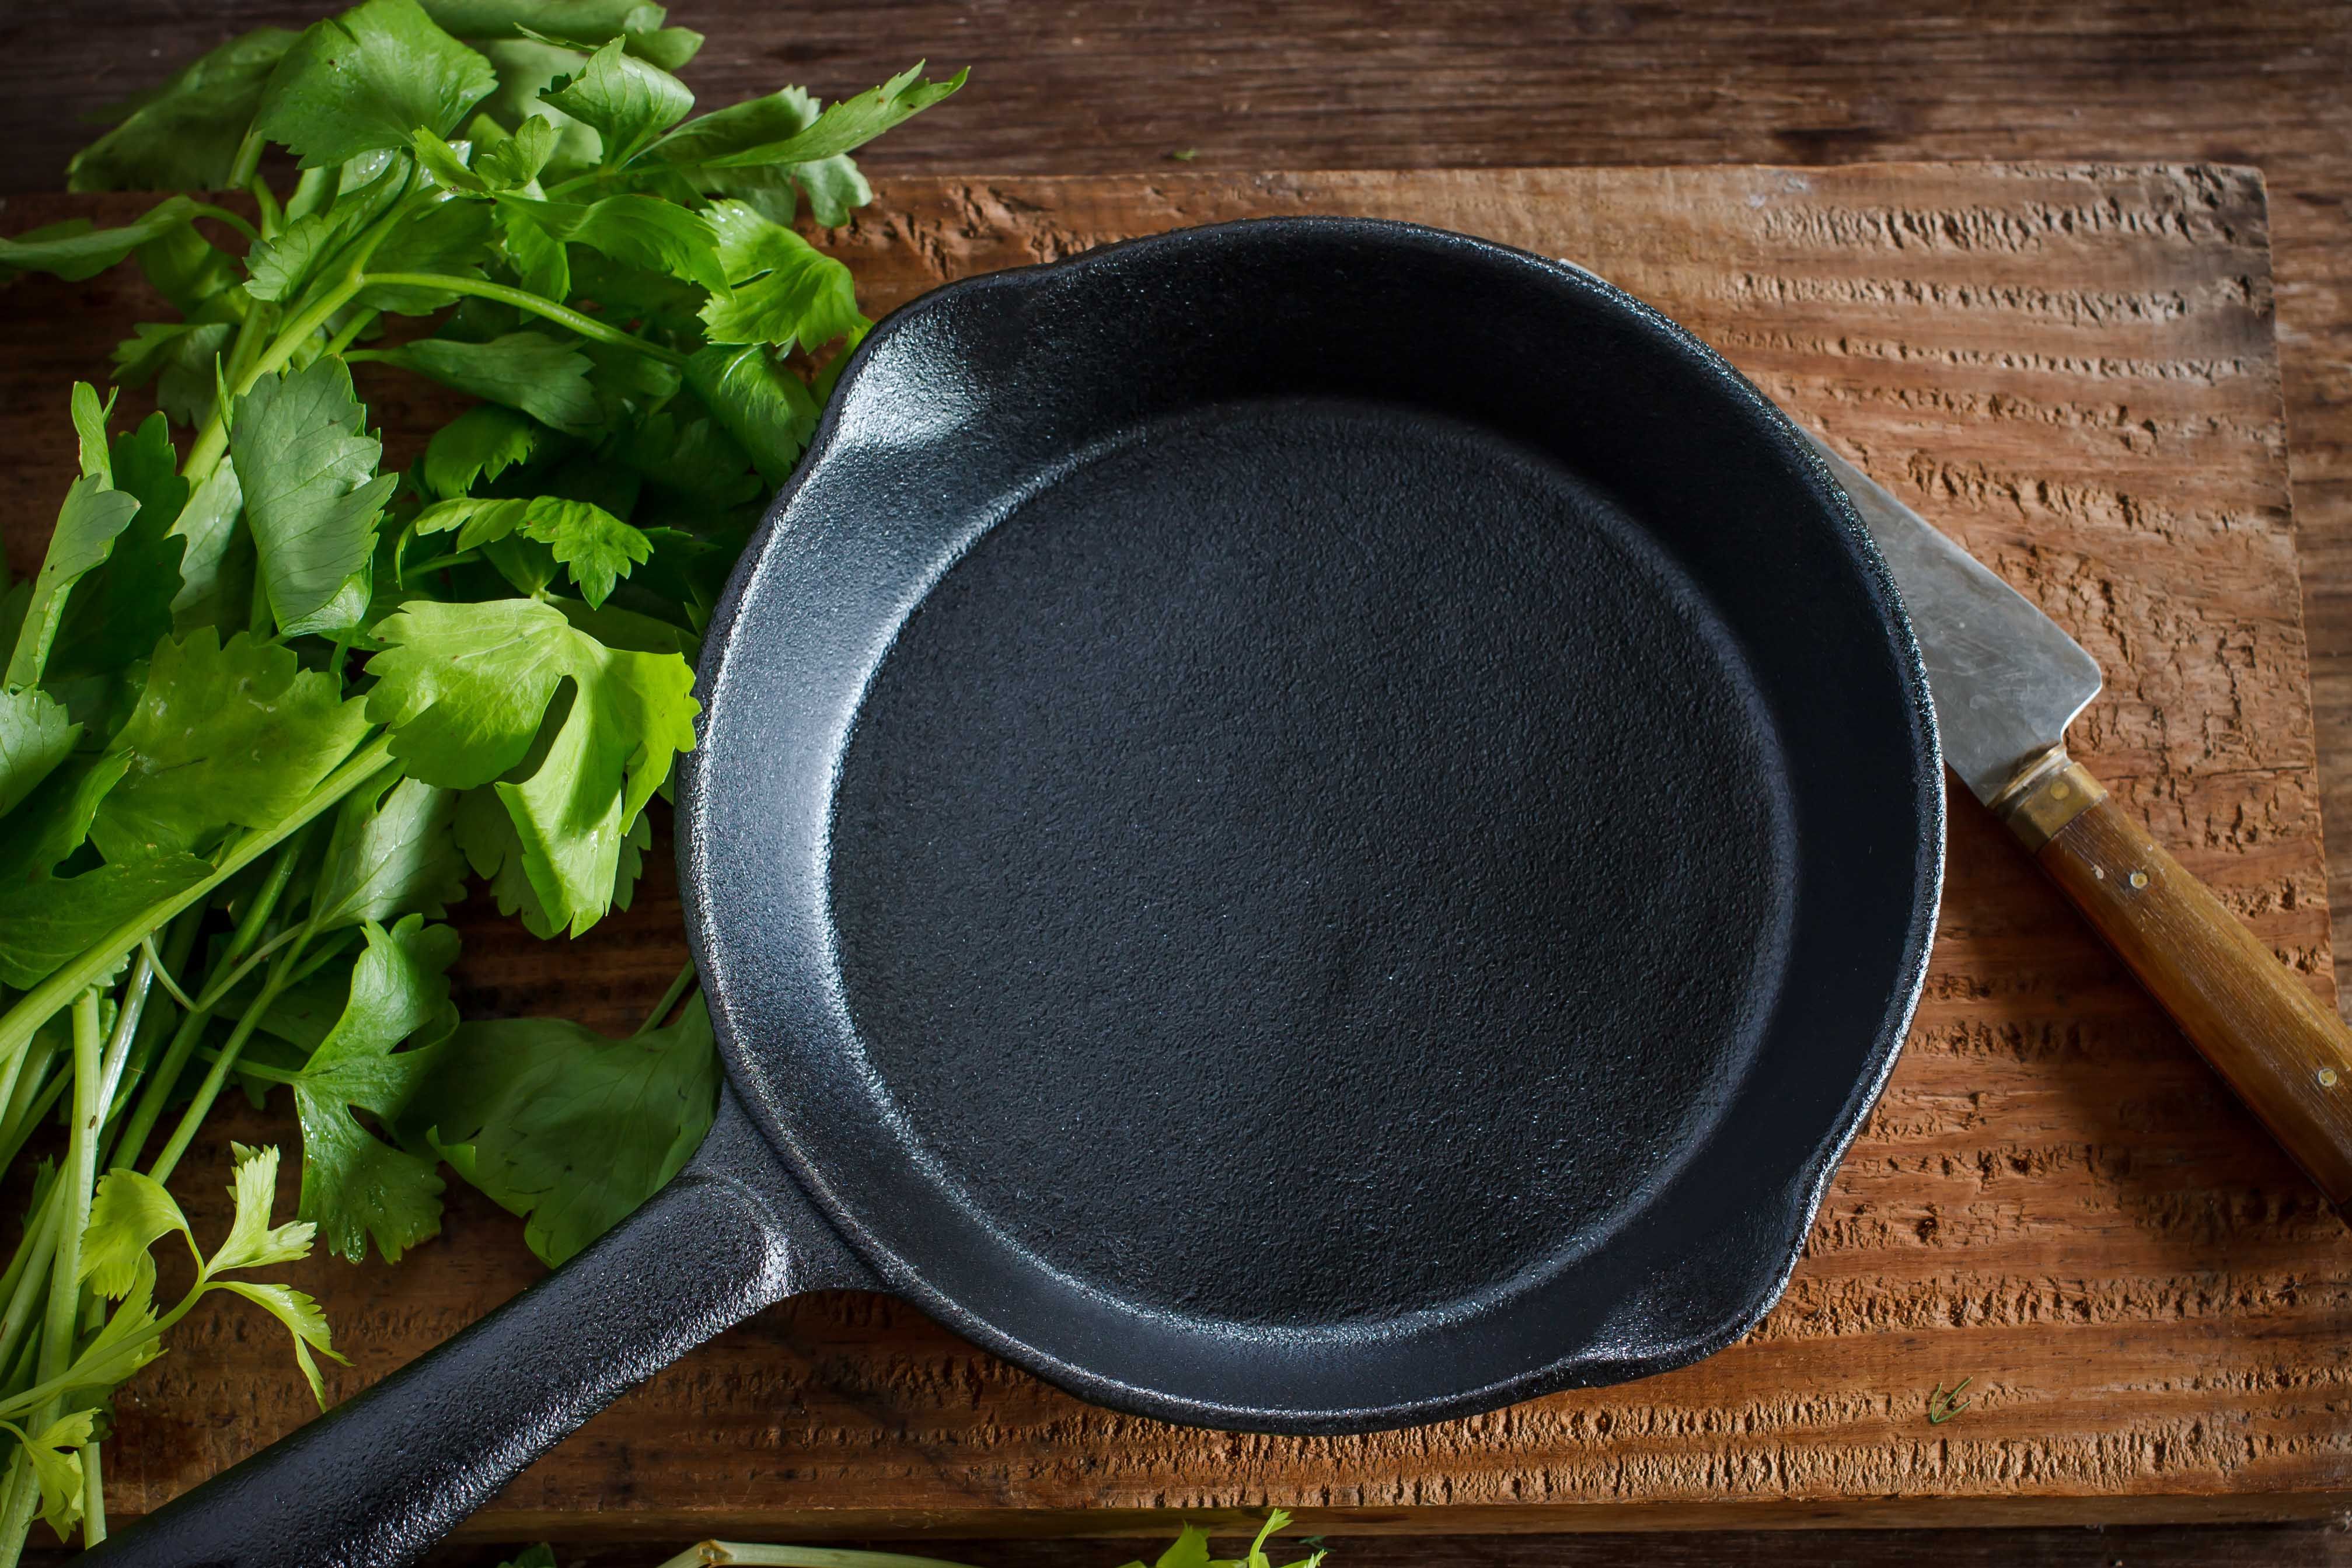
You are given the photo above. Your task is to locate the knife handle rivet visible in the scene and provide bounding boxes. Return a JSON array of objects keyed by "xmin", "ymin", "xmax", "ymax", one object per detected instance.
[
  {"xmin": 2320, "ymin": 1067, "xmax": 2341, "ymax": 1089},
  {"xmin": 2128, "ymin": 870, "xmax": 2149, "ymax": 890},
  {"xmin": 2052, "ymin": 781, "xmax": 2072, "ymax": 801}
]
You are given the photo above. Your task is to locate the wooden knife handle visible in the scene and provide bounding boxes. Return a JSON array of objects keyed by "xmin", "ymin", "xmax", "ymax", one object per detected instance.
[{"xmin": 1996, "ymin": 750, "xmax": 2352, "ymax": 1213}]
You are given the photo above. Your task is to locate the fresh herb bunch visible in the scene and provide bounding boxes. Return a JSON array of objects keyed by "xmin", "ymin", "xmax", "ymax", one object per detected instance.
[{"xmin": 0, "ymin": 0, "xmax": 959, "ymax": 1553}]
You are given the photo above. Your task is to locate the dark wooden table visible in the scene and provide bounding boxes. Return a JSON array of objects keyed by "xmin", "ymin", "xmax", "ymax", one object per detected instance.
[{"xmin": 6, "ymin": 4, "xmax": 2352, "ymax": 1565}]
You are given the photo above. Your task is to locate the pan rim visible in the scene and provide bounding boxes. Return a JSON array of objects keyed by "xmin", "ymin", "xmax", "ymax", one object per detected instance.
[{"xmin": 679, "ymin": 213, "xmax": 1945, "ymax": 1433}]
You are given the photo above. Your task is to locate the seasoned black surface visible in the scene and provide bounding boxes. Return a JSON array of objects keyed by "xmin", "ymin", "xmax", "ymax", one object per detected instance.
[
  {"xmin": 832, "ymin": 399, "xmax": 1792, "ymax": 1325},
  {"xmin": 685, "ymin": 217, "xmax": 1941, "ymax": 1428}
]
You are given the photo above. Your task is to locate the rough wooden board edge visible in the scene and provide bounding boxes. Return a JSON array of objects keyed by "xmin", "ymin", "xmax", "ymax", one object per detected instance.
[{"xmin": 395, "ymin": 1493, "xmax": 2352, "ymax": 1544}]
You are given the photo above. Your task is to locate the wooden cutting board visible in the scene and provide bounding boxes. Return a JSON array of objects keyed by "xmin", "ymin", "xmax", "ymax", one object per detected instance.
[{"xmin": 3, "ymin": 164, "xmax": 2347, "ymax": 1541}]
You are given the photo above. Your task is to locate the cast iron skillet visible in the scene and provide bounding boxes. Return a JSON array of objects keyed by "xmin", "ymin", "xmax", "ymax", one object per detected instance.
[{"xmin": 89, "ymin": 218, "xmax": 1942, "ymax": 1567}]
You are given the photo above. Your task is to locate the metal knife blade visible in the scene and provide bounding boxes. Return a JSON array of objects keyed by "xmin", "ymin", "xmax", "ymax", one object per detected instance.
[{"xmin": 1803, "ymin": 434, "xmax": 2103, "ymax": 805}]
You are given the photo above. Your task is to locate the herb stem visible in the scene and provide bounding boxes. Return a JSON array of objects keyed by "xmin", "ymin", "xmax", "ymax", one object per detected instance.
[
  {"xmin": 148, "ymin": 939, "xmax": 306, "ymax": 1186},
  {"xmin": 110, "ymin": 847, "xmax": 312, "ymax": 1178},
  {"xmin": 0, "ymin": 1194, "xmax": 61, "ymax": 1389},
  {"xmin": 193, "ymin": 1050, "xmax": 297, "ymax": 1087},
  {"xmin": 29, "ymin": 994, "xmax": 103, "ymax": 1494},
  {"xmin": 639, "ymin": 964, "xmax": 700, "ymax": 1034},
  {"xmin": 0, "ymin": 734, "xmax": 396, "ymax": 1075},
  {"xmin": 0, "ymin": 1454, "xmax": 34, "ymax": 1568},
  {"xmin": 0, "ymin": 1074, "xmax": 68, "ymax": 1181},
  {"xmin": 187, "ymin": 203, "xmax": 263, "ymax": 247},
  {"xmin": 77, "ymin": 1442, "xmax": 103, "ymax": 1546},
  {"xmin": 183, "ymin": 267, "xmax": 369, "ymax": 482},
  {"xmin": 226, "ymin": 129, "xmax": 267, "ymax": 198},
  {"xmin": 362, "ymin": 272, "xmax": 691, "ymax": 364},
  {"xmin": 320, "ymin": 308, "xmax": 381, "ymax": 359}
]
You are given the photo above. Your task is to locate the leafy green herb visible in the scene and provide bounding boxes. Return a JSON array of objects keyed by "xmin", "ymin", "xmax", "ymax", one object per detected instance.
[
  {"xmin": 0, "ymin": 2, "xmax": 961, "ymax": 1550},
  {"xmin": 413, "ymin": 994, "xmax": 718, "ymax": 1266}
]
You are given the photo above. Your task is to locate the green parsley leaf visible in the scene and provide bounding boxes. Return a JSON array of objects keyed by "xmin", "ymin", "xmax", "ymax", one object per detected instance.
[
  {"xmin": 112, "ymin": 322, "xmax": 235, "ymax": 429},
  {"xmin": 293, "ymin": 916, "xmax": 458, "ymax": 1263},
  {"xmin": 208, "ymin": 1144, "xmax": 320, "ymax": 1279},
  {"xmin": 167, "ymin": 460, "xmax": 247, "ymax": 619},
  {"xmin": 536, "ymin": 34, "xmax": 693, "ymax": 166},
  {"xmin": 697, "ymin": 200, "xmax": 864, "ymax": 351},
  {"xmin": 449, "ymin": 783, "xmax": 648, "ymax": 937},
  {"xmin": 11, "ymin": 1410, "xmax": 95, "ymax": 1542},
  {"xmin": 411, "ymin": 494, "xmax": 651, "ymax": 606},
  {"xmin": 407, "ymin": 128, "xmax": 486, "ymax": 194},
  {"xmin": 242, "ymin": 154, "xmax": 410, "ymax": 305},
  {"xmin": 81, "ymin": 1168, "xmax": 196, "ymax": 1298},
  {"xmin": 678, "ymin": 62, "xmax": 966, "ymax": 172},
  {"xmin": 0, "ymin": 692, "xmax": 76, "ymax": 820},
  {"xmin": 54, "ymin": 1255, "xmax": 162, "ymax": 1397},
  {"xmin": 414, "ymin": 994, "xmax": 718, "ymax": 1266},
  {"xmin": 366, "ymin": 599, "xmax": 697, "ymax": 934},
  {"xmin": 5, "ymin": 472, "xmax": 143, "ymax": 692},
  {"xmin": 255, "ymin": 0, "xmax": 498, "ymax": 169},
  {"xmin": 685, "ymin": 343, "xmax": 819, "ymax": 486},
  {"xmin": 0, "ymin": 853, "xmax": 213, "ymax": 991},
  {"xmin": 0, "ymin": 197, "xmax": 200, "ymax": 284},
  {"xmin": 494, "ymin": 192, "xmax": 726, "ymax": 294},
  {"xmin": 229, "ymin": 358, "xmax": 398, "ymax": 636},
  {"xmin": 212, "ymin": 1280, "xmax": 344, "ymax": 1408},
  {"xmin": 652, "ymin": 86, "xmax": 870, "ymax": 226},
  {"xmin": 357, "ymin": 197, "xmax": 498, "ymax": 312},
  {"xmin": 133, "ymin": 221, "xmax": 248, "ymax": 319},
  {"xmin": 0, "ymin": 755, "xmax": 131, "ymax": 888},
  {"xmin": 420, "ymin": 404, "xmax": 544, "ymax": 498},
  {"xmin": 474, "ymin": 40, "xmax": 603, "ymax": 177},
  {"xmin": 68, "ymin": 30, "xmax": 300, "ymax": 191},
  {"xmin": 92, "ymin": 629, "xmax": 371, "ymax": 861},
  {"xmin": 50, "ymin": 415, "xmax": 190, "ymax": 681},
  {"xmin": 381, "ymin": 331, "xmax": 602, "ymax": 435},
  {"xmin": 619, "ymin": 407, "xmax": 760, "ymax": 509},
  {"xmin": 475, "ymin": 114, "xmax": 559, "ymax": 188},
  {"xmin": 310, "ymin": 773, "xmax": 467, "ymax": 933},
  {"xmin": 496, "ymin": 198, "xmax": 571, "ymax": 298}
]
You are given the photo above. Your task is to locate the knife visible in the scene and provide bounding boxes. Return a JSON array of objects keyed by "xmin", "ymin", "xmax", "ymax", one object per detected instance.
[{"xmin": 1808, "ymin": 434, "xmax": 2352, "ymax": 1217}]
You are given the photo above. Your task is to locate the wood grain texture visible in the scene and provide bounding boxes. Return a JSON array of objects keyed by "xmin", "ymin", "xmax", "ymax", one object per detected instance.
[
  {"xmin": 4, "ymin": 164, "xmax": 2344, "ymax": 1537},
  {"xmin": 5, "ymin": 0, "xmax": 2350, "ymax": 1028},
  {"xmin": 2032, "ymin": 771, "xmax": 2352, "ymax": 1206}
]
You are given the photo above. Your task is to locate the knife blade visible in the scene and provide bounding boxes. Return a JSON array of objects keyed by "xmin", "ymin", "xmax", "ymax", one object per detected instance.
[
  {"xmin": 1806, "ymin": 432, "xmax": 2352, "ymax": 1220},
  {"xmin": 1805, "ymin": 438, "xmax": 2102, "ymax": 808}
]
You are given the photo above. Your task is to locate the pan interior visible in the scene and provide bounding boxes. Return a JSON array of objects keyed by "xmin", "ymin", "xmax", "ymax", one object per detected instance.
[{"xmin": 826, "ymin": 396, "xmax": 1796, "ymax": 1332}]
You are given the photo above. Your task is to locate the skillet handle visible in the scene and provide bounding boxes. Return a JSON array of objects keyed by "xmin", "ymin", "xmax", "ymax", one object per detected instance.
[
  {"xmin": 85, "ymin": 1090, "xmax": 850, "ymax": 1568},
  {"xmin": 1998, "ymin": 749, "xmax": 2352, "ymax": 1218}
]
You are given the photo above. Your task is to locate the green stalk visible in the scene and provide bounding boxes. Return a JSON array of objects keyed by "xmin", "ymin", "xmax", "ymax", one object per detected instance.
[
  {"xmin": 357, "ymin": 273, "xmax": 691, "ymax": 364},
  {"xmin": 0, "ymin": 1076, "xmax": 68, "ymax": 1181},
  {"xmin": 320, "ymin": 307, "xmax": 381, "ymax": 359},
  {"xmin": 640, "ymin": 964, "xmax": 700, "ymax": 1033},
  {"xmin": 101, "ymin": 914, "xmax": 203, "ymax": 1146},
  {"xmin": 0, "ymin": 1450, "xmax": 36, "ymax": 1568},
  {"xmin": 0, "ymin": 734, "xmax": 395, "ymax": 1078},
  {"xmin": 182, "ymin": 268, "xmax": 369, "ymax": 482},
  {"xmin": 148, "ymin": 938, "xmax": 308, "ymax": 1187},
  {"xmin": 187, "ymin": 203, "xmax": 262, "ymax": 247},
  {"xmin": 110, "ymin": 838, "xmax": 311, "ymax": 1178},
  {"xmin": 76, "ymin": 1443, "xmax": 102, "ymax": 1546},
  {"xmin": 0, "ymin": 1195, "xmax": 60, "ymax": 1388},
  {"xmin": 226, "ymin": 129, "xmax": 267, "ymax": 198},
  {"xmin": 37, "ymin": 994, "xmax": 102, "ymax": 1396}
]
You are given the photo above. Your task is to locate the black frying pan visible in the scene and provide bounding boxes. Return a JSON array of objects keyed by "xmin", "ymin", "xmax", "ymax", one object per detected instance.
[{"xmin": 89, "ymin": 218, "xmax": 1942, "ymax": 1567}]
